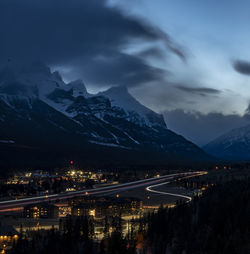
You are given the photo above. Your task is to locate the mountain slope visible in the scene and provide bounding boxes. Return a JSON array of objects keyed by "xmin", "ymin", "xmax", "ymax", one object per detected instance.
[
  {"xmin": 100, "ymin": 86, "xmax": 166, "ymax": 128},
  {"xmin": 0, "ymin": 63, "xmax": 211, "ymax": 168},
  {"xmin": 203, "ymin": 124, "xmax": 250, "ymax": 160}
]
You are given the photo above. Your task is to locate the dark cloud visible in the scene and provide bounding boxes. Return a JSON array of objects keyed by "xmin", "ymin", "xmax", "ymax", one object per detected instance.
[
  {"xmin": 131, "ymin": 80, "xmax": 227, "ymax": 114},
  {"xmin": 62, "ymin": 52, "xmax": 166, "ymax": 87},
  {"xmin": 176, "ymin": 85, "xmax": 221, "ymax": 96},
  {"xmin": 154, "ymin": 29, "xmax": 186, "ymax": 61},
  {"xmin": 164, "ymin": 109, "xmax": 249, "ymax": 146},
  {"xmin": 0, "ymin": 0, "xmax": 185, "ymax": 87},
  {"xmin": 233, "ymin": 60, "xmax": 250, "ymax": 75}
]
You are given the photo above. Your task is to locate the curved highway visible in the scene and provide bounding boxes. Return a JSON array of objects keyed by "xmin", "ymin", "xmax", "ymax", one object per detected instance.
[
  {"xmin": 0, "ymin": 171, "xmax": 205, "ymax": 212},
  {"xmin": 146, "ymin": 171, "xmax": 206, "ymax": 202}
]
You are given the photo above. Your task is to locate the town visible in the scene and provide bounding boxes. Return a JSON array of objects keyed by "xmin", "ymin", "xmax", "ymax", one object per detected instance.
[
  {"xmin": 0, "ymin": 165, "xmax": 216, "ymax": 253},
  {"xmin": 1, "ymin": 163, "xmax": 245, "ymax": 253}
]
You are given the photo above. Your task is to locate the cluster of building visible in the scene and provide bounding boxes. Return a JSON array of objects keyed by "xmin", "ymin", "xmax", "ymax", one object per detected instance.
[
  {"xmin": 23, "ymin": 196, "xmax": 143, "ymax": 220},
  {"xmin": 5, "ymin": 171, "xmax": 52, "ymax": 185},
  {"xmin": 6, "ymin": 170, "xmax": 107, "ymax": 185},
  {"xmin": 64, "ymin": 170, "xmax": 105, "ymax": 183},
  {"xmin": 2, "ymin": 169, "xmax": 119, "ymax": 199},
  {"xmin": 71, "ymin": 197, "xmax": 143, "ymax": 218}
]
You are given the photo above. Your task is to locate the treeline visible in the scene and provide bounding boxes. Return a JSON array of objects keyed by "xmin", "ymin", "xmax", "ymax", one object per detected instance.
[
  {"xmin": 145, "ymin": 179, "xmax": 250, "ymax": 254},
  {"xmin": 11, "ymin": 178, "xmax": 250, "ymax": 254},
  {"xmin": 12, "ymin": 216, "xmax": 95, "ymax": 254},
  {"xmin": 11, "ymin": 214, "xmax": 139, "ymax": 254}
]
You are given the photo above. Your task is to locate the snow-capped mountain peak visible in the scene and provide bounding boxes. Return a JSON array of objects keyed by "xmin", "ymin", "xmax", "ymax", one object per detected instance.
[
  {"xmin": 100, "ymin": 85, "xmax": 143, "ymax": 112},
  {"xmin": 204, "ymin": 124, "xmax": 250, "ymax": 160},
  {"xmin": 100, "ymin": 85, "xmax": 166, "ymax": 128},
  {"xmin": 0, "ymin": 63, "xmax": 166, "ymax": 128},
  {"xmin": 52, "ymin": 71, "xmax": 64, "ymax": 82},
  {"xmin": 68, "ymin": 79, "xmax": 89, "ymax": 98},
  {"xmin": 0, "ymin": 62, "xmax": 72, "ymax": 98}
]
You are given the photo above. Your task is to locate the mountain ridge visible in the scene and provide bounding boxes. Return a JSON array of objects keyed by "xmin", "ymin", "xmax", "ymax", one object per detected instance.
[
  {"xmin": 204, "ymin": 124, "xmax": 250, "ymax": 161},
  {"xmin": 0, "ymin": 62, "xmax": 211, "ymax": 168}
]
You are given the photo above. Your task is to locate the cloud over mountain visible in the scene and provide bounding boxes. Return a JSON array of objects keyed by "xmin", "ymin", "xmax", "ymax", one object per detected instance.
[
  {"xmin": 0, "ymin": 0, "xmax": 184, "ymax": 88},
  {"xmin": 164, "ymin": 109, "xmax": 249, "ymax": 146}
]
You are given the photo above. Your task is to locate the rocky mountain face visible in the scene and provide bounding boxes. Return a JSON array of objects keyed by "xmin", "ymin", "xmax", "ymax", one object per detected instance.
[
  {"xmin": 204, "ymin": 124, "xmax": 250, "ymax": 161},
  {"xmin": 0, "ymin": 63, "xmax": 210, "ymax": 168}
]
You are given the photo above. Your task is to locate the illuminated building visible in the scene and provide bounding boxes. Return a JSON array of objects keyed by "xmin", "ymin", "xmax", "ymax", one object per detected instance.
[
  {"xmin": 0, "ymin": 224, "xmax": 19, "ymax": 253},
  {"xmin": 70, "ymin": 197, "xmax": 143, "ymax": 218},
  {"xmin": 58, "ymin": 206, "xmax": 72, "ymax": 217},
  {"xmin": 24, "ymin": 203, "xmax": 59, "ymax": 219},
  {"xmin": 72, "ymin": 204, "xmax": 94, "ymax": 217}
]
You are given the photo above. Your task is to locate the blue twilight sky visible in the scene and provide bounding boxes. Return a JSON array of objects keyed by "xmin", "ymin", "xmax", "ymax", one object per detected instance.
[{"xmin": 109, "ymin": 0, "xmax": 250, "ymax": 114}]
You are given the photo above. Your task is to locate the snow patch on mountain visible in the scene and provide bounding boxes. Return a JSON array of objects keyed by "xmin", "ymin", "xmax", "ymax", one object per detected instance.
[
  {"xmin": 0, "ymin": 140, "xmax": 15, "ymax": 144},
  {"xmin": 204, "ymin": 124, "xmax": 250, "ymax": 160},
  {"xmin": 0, "ymin": 94, "xmax": 35, "ymax": 111},
  {"xmin": 100, "ymin": 86, "xmax": 166, "ymax": 128},
  {"xmin": 68, "ymin": 80, "xmax": 90, "ymax": 98},
  {"xmin": 123, "ymin": 131, "xmax": 140, "ymax": 144},
  {"xmin": 206, "ymin": 125, "xmax": 250, "ymax": 147},
  {"xmin": 89, "ymin": 140, "xmax": 130, "ymax": 149}
]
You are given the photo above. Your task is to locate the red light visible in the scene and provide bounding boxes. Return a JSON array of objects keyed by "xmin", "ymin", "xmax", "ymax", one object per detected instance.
[{"xmin": 70, "ymin": 160, "xmax": 74, "ymax": 165}]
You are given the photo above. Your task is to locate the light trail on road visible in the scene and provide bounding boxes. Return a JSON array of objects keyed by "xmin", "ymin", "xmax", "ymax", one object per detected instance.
[
  {"xmin": 0, "ymin": 171, "xmax": 205, "ymax": 212},
  {"xmin": 146, "ymin": 181, "xmax": 192, "ymax": 202},
  {"xmin": 146, "ymin": 171, "xmax": 207, "ymax": 202}
]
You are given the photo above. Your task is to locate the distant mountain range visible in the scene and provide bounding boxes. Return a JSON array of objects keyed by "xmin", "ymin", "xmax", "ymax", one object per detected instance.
[
  {"xmin": 204, "ymin": 124, "xmax": 250, "ymax": 161},
  {"xmin": 0, "ymin": 62, "xmax": 211, "ymax": 168}
]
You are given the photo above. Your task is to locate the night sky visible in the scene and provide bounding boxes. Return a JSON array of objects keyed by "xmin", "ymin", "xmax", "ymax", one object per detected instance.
[{"xmin": 1, "ymin": 0, "xmax": 250, "ymax": 145}]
